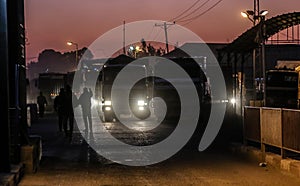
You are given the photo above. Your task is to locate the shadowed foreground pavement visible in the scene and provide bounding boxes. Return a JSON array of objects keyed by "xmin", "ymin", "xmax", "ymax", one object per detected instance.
[{"xmin": 19, "ymin": 113, "xmax": 300, "ymax": 186}]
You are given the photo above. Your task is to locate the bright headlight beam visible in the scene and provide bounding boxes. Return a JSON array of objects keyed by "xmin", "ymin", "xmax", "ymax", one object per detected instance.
[
  {"xmin": 230, "ymin": 98, "xmax": 236, "ymax": 105},
  {"xmin": 137, "ymin": 100, "xmax": 145, "ymax": 106},
  {"xmin": 91, "ymin": 98, "xmax": 99, "ymax": 107},
  {"xmin": 104, "ymin": 100, "xmax": 112, "ymax": 106}
]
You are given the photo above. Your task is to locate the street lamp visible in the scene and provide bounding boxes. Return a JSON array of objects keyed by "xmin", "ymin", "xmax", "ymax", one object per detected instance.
[
  {"xmin": 67, "ymin": 41, "xmax": 79, "ymax": 68},
  {"xmin": 241, "ymin": 8, "xmax": 268, "ymax": 105},
  {"xmin": 241, "ymin": 10, "xmax": 255, "ymax": 23},
  {"xmin": 241, "ymin": 10, "xmax": 268, "ymax": 24}
]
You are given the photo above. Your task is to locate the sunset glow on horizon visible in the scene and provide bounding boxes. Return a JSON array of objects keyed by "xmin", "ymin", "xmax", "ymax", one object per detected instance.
[{"xmin": 25, "ymin": 0, "xmax": 300, "ymax": 63}]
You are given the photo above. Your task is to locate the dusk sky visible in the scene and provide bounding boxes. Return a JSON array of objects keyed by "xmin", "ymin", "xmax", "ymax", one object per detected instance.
[{"xmin": 25, "ymin": 0, "xmax": 300, "ymax": 62}]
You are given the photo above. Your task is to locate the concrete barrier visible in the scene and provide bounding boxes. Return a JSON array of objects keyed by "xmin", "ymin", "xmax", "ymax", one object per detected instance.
[{"xmin": 20, "ymin": 135, "xmax": 42, "ymax": 173}]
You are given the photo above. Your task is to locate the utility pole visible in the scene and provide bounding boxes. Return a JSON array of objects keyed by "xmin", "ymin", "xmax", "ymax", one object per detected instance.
[
  {"xmin": 67, "ymin": 41, "xmax": 78, "ymax": 69},
  {"xmin": 123, "ymin": 20, "xmax": 126, "ymax": 54},
  {"xmin": 261, "ymin": 16, "xmax": 266, "ymax": 107},
  {"xmin": 154, "ymin": 22, "xmax": 175, "ymax": 53},
  {"xmin": 254, "ymin": 0, "xmax": 260, "ymax": 25},
  {"xmin": 253, "ymin": 0, "xmax": 259, "ymax": 102}
]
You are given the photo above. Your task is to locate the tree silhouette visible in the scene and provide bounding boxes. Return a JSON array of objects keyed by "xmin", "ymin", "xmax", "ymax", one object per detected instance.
[{"xmin": 27, "ymin": 47, "xmax": 94, "ymax": 81}]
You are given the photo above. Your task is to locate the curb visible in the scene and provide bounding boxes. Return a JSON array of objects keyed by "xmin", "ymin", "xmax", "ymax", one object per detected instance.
[
  {"xmin": 0, "ymin": 164, "xmax": 24, "ymax": 186},
  {"xmin": 230, "ymin": 143, "xmax": 300, "ymax": 178}
]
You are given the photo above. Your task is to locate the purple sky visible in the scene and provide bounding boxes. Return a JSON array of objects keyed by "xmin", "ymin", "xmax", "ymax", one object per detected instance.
[{"xmin": 25, "ymin": 0, "xmax": 300, "ymax": 62}]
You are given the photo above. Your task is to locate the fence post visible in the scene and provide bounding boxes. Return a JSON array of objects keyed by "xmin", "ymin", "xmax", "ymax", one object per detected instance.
[
  {"xmin": 260, "ymin": 107, "xmax": 266, "ymax": 162},
  {"xmin": 243, "ymin": 106, "xmax": 247, "ymax": 145},
  {"xmin": 281, "ymin": 109, "xmax": 285, "ymax": 159}
]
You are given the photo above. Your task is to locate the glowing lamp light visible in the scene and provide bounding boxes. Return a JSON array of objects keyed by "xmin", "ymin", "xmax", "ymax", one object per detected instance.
[
  {"xmin": 230, "ymin": 98, "xmax": 236, "ymax": 105},
  {"xmin": 260, "ymin": 10, "xmax": 268, "ymax": 16},
  {"xmin": 241, "ymin": 12, "xmax": 248, "ymax": 18}
]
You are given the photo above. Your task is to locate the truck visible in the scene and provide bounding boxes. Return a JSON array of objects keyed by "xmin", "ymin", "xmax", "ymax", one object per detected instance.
[
  {"xmin": 96, "ymin": 55, "xmax": 151, "ymax": 122},
  {"xmin": 95, "ymin": 55, "xmax": 211, "ymax": 123},
  {"xmin": 265, "ymin": 66, "xmax": 300, "ymax": 109}
]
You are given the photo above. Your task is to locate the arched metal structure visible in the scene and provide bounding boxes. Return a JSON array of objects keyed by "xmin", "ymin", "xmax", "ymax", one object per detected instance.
[{"xmin": 224, "ymin": 12, "xmax": 300, "ymax": 53}]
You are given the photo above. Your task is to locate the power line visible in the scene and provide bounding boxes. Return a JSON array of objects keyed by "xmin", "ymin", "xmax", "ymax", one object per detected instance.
[
  {"xmin": 152, "ymin": 28, "xmax": 163, "ymax": 42},
  {"xmin": 146, "ymin": 25, "xmax": 155, "ymax": 40},
  {"xmin": 179, "ymin": 0, "xmax": 223, "ymax": 22},
  {"xmin": 175, "ymin": 0, "xmax": 211, "ymax": 22},
  {"xmin": 169, "ymin": 0, "xmax": 202, "ymax": 22},
  {"xmin": 178, "ymin": 0, "xmax": 224, "ymax": 25}
]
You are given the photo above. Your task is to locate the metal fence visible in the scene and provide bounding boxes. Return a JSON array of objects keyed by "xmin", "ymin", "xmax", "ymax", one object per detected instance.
[{"xmin": 244, "ymin": 106, "xmax": 300, "ymax": 160}]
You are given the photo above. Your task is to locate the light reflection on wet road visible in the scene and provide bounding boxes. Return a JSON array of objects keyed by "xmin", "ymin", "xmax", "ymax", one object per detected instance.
[{"xmin": 19, "ymin": 113, "xmax": 300, "ymax": 186}]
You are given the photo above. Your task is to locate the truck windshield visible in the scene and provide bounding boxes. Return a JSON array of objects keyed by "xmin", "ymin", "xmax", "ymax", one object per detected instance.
[
  {"xmin": 103, "ymin": 65, "xmax": 147, "ymax": 85},
  {"xmin": 267, "ymin": 72, "xmax": 298, "ymax": 87}
]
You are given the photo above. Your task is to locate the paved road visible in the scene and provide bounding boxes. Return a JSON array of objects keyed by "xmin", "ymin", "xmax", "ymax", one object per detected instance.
[{"xmin": 19, "ymin": 112, "xmax": 300, "ymax": 186}]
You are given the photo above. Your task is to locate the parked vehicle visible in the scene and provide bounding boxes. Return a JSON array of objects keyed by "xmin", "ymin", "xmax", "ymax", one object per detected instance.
[{"xmin": 265, "ymin": 67, "xmax": 300, "ymax": 109}]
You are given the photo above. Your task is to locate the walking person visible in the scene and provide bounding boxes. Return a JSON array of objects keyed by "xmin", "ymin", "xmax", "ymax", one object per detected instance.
[
  {"xmin": 37, "ymin": 91, "xmax": 47, "ymax": 118},
  {"xmin": 54, "ymin": 88, "xmax": 65, "ymax": 132},
  {"xmin": 79, "ymin": 87, "xmax": 93, "ymax": 134},
  {"xmin": 63, "ymin": 85, "xmax": 77, "ymax": 142}
]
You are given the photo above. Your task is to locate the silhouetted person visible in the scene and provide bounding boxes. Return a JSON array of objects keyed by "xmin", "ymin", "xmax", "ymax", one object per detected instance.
[
  {"xmin": 79, "ymin": 87, "xmax": 93, "ymax": 133},
  {"xmin": 63, "ymin": 85, "xmax": 77, "ymax": 141},
  {"xmin": 37, "ymin": 91, "xmax": 47, "ymax": 118},
  {"xmin": 54, "ymin": 88, "xmax": 65, "ymax": 132}
]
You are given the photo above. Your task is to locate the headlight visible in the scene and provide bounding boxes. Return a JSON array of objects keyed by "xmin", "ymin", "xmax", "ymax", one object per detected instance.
[
  {"xmin": 105, "ymin": 107, "xmax": 111, "ymax": 111},
  {"xmin": 91, "ymin": 98, "xmax": 99, "ymax": 107},
  {"xmin": 230, "ymin": 98, "xmax": 236, "ymax": 105},
  {"xmin": 137, "ymin": 100, "xmax": 145, "ymax": 106},
  {"xmin": 221, "ymin": 99, "xmax": 229, "ymax": 103},
  {"xmin": 138, "ymin": 106, "xmax": 145, "ymax": 111},
  {"xmin": 104, "ymin": 100, "xmax": 112, "ymax": 106}
]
